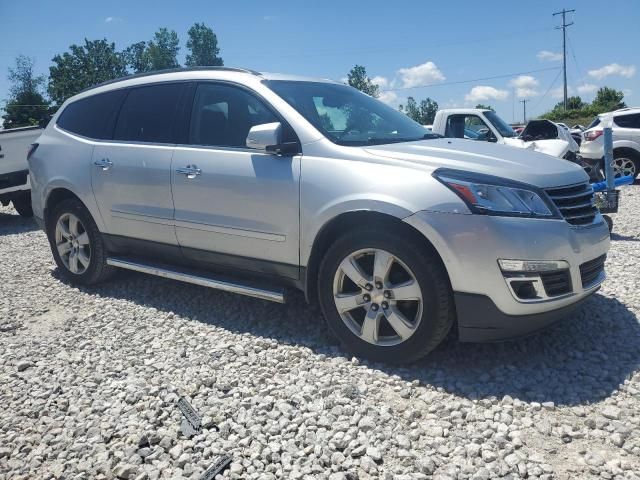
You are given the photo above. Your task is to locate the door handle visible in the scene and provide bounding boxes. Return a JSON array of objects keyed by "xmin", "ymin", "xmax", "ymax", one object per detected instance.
[
  {"xmin": 94, "ymin": 158, "xmax": 113, "ymax": 171},
  {"xmin": 176, "ymin": 165, "xmax": 201, "ymax": 179}
]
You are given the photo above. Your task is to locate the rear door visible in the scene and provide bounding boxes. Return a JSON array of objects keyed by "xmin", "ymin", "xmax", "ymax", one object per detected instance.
[
  {"xmin": 170, "ymin": 82, "xmax": 301, "ymax": 276},
  {"xmin": 91, "ymin": 82, "xmax": 187, "ymax": 245}
]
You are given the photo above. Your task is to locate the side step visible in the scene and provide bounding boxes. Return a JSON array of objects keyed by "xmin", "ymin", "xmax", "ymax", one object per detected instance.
[{"xmin": 106, "ymin": 257, "xmax": 285, "ymax": 303}]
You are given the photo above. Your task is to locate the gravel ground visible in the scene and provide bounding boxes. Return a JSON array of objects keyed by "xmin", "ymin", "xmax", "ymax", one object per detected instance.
[{"xmin": 1, "ymin": 187, "xmax": 639, "ymax": 480}]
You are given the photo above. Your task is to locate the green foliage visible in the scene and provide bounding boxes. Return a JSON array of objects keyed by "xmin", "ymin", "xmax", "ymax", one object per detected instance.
[
  {"xmin": 347, "ymin": 65, "xmax": 379, "ymax": 97},
  {"xmin": 475, "ymin": 104, "xmax": 494, "ymax": 111},
  {"xmin": 592, "ymin": 86, "xmax": 626, "ymax": 112},
  {"xmin": 123, "ymin": 28, "xmax": 180, "ymax": 73},
  {"xmin": 2, "ymin": 55, "xmax": 50, "ymax": 128},
  {"xmin": 186, "ymin": 23, "xmax": 223, "ymax": 67},
  {"xmin": 145, "ymin": 28, "xmax": 180, "ymax": 71},
  {"xmin": 48, "ymin": 39, "xmax": 127, "ymax": 106},
  {"xmin": 539, "ymin": 88, "xmax": 626, "ymax": 125},
  {"xmin": 399, "ymin": 97, "xmax": 439, "ymax": 125},
  {"xmin": 123, "ymin": 41, "xmax": 149, "ymax": 74}
]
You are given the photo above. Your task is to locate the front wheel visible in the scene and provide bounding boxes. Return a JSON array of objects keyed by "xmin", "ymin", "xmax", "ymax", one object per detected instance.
[{"xmin": 318, "ymin": 228, "xmax": 454, "ymax": 363}]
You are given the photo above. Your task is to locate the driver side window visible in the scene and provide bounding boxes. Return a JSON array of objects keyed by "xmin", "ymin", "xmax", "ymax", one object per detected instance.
[
  {"xmin": 445, "ymin": 114, "xmax": 493, "ymax": 141},
  {"xmin": 188, "ymin": 83, "xmax": 279, "ymax": 148}
]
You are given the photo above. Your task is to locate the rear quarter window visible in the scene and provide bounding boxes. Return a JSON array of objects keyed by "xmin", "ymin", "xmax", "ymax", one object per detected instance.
[
  {"xmin": 614, "ymin": 113, "xmax": 640, "ymax": 129},
  {"xmin": 56, "ymin": 89, "xmax": 127, "ymax": 139},
  {"xmin": 113, "ymin": 83, "xmax": 185, "ymax": 143}
]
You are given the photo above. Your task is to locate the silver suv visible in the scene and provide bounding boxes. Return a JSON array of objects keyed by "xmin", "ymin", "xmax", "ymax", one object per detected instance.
[{"xmin": 29, "ymin": 67, "xmax": 610, "ymax": 362}]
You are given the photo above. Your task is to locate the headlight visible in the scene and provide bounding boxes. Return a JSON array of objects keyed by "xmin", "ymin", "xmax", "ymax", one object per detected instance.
[{"xmin": 434, "ymin": 169, "xmax": 558, "ymax": 218}]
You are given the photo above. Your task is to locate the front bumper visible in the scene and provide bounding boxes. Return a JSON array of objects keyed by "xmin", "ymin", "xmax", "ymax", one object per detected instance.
[{"xmin": 404, "ymin": 211, "xmax": 610, "ymax": 340}]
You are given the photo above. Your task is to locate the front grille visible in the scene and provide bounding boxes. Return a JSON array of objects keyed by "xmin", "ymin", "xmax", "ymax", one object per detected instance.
[
  {"xmin": 545, "ymin": 182, "xmax": 598, "ymax": 226},
  {"xmin": 539, "ymin": 269, "xmax": 572, "ymax": 296},
  {"xmin": 580, "ymin": 254, "xmax": 606, "ymax": 288}
]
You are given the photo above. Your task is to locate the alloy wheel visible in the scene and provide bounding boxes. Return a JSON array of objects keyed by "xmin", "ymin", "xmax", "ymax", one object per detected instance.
[
  {"xmin": 55, "ymin": 213, "xmax": 91, "ymax": 274},
  {"xmin": 332, "ymin": 248, "xmax": 423, "ymax": 346},
  {"xmin": 613, "ymin": 157, "xmax": 636, "ymax": 178}
]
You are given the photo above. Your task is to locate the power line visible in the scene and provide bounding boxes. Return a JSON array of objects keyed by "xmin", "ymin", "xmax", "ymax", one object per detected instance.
[
  {"xmin": 553, "ymin": 8, "xmax": 575, "ymax": 110},
  {"xmin": 380, "ymin": 66, "xmax": 561, "ymax": 92},
  {"xmin": 530, "ymin": 67, "xmax": 563, "ymax": 115}
]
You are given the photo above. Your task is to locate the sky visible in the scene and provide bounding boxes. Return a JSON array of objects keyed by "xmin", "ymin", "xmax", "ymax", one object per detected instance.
[{"xmin": 0, "ymin": 0, "xmax": 638, "ymax": 124}]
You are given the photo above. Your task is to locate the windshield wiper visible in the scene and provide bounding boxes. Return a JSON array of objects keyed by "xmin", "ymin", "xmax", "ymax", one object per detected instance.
[{"xmin": 366, "ymin": 133, "xmax": 442, "ymax": 145}]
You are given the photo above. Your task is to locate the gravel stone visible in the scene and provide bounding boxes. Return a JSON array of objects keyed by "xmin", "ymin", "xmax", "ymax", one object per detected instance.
[{"xmin": 1, "ymin": 187, "xmax": 640, "ymax": 479}]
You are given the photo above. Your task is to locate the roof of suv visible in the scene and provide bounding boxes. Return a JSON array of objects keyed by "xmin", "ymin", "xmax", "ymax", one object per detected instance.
[{"xmin": 80, "ymin": 67, "xmax": 339, "ymax": 96}]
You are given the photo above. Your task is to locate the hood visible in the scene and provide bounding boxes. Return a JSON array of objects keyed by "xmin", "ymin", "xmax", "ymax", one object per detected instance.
[
  {"xmin": 364, "ymin": 138, "xmax": 587, "ymax": 188},
  {"xmin": 503, "ymin": 137, "xmax": 571, "ymax": 157}
]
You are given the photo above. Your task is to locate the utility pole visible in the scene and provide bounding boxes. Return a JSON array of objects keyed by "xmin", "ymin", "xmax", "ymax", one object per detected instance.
[
  {"xmin": 520, "ymin": 99, "xmax": 529, "ymax": 124},
  {"xmin": 553, "ymin": 8, "xmax": 575, "ymax": 111}
]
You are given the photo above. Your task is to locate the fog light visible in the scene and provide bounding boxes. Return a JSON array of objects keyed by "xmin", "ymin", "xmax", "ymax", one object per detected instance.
[
  {"xmin": 510, "ymin": 280, "xmax": 538, "ymax": 300},
  {"xmin": 498, "ymin": 259, "xmax": 569, "ymax": 272}
]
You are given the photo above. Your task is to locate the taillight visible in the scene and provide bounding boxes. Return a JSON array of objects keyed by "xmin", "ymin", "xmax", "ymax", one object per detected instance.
[
  {"xmin": 584, "ymin": 130, "xmax": 603, "ymax": 142},
  {"xmin": 27, "ymin": 143, "xmax": 39, "ymax": 161}
]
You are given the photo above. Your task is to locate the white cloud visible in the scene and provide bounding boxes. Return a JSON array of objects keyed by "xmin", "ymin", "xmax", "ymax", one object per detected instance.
[
  {"xmin": 508, "ymin": 75, "xmax": 539, "ymax": 98},
  {"xmin": 378, "ymin": 90, "xmax": 398, "ymax": 105},
  {"xmin": 263, "ymin": 15, "xmax": 276, "ymax": 21},
  {"xmin": 465, "ymin": 86, "xmax": 509, "ymax": 103},
  {"xmin": 537, "ymin": 50, "xmax": 562, "ymax": 62},
  {"xmin": 397, "ymin": 61, "xmax": 445, "ymax": 88},
  {"xmin": 577, "ymin": 83, "xmax": 598, "ymax": 94},
  {"xmin": 104, "ymin": 16, "xmax": 122, "ymax": 23},
  {"xmin": 371, "ymin": 76, "xmax": 389, "ymax": 89},
  {"xmin": 588, "ymin": 63, "xmax": 636, "ymax": 80}
]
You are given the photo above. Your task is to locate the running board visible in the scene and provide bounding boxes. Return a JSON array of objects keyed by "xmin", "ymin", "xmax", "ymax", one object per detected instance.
[{"xmin": 106, "ymin": 257, "xmax": 285, "ymax": 303}]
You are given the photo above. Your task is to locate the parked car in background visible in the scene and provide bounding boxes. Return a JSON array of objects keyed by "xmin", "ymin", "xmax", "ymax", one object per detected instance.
[
  {"xmin": 29, "ymin": 67, "xmax": 609, "ymax": 362},
  {"xmin": 580, "ymin": 108, "xmax": 640, "ymax": 179},
  {"xmin": 0, "ymin": 126, "xmax": 43, "ymax": 216},
  {"xmin": 432, "ymin": 109, "xmax": 581, "ymax": 160}
]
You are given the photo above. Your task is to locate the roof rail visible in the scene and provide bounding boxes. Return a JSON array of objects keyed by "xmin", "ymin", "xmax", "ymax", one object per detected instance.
[{"xmin": 79, "ymin": 66, "xmax": 262, "ymax": 94}]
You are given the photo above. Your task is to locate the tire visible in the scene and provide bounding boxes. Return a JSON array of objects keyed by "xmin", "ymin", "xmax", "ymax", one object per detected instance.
[
  {"xmin": 12, "ymin": 192, "xmax": 33, "ymax": 217},
  {"xmin": 318, "ymin": 227, "xmax": 454, "ymax": 363},
  {"xmin": 46, "ymin": 198, "xmax": 115, "ymax": 285},
  {"xmin": 612, "ymin": 154, "xmax": 639, "ymax": 179}
]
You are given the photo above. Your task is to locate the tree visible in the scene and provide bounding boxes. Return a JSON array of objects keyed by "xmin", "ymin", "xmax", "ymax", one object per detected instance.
[
  {"xmin": 475, "ymin": 104, "xmax": 495, "ymax": 111},
  {"xmin": 592, "ymin": 87, "xmax": 626, "ymax": 112},
  {"xmin": 2, "ymin": 55, "xmax": 51, "ymax": 128},
  {"xmin": 399, "ymin": 97, "xmax": 439, "ymax": 125},
  {"xmin": 48, "ymin": 39, "xmax": 127, "ymax": 105},
  {"xmin": 347, "ymin": 65, "xmax": 379, "ymax": 97},
  {"xmin": 552, "ymin": 96, "xmax": 586, "ymax": 111},
  {"xmin": 124, "ymin": 41, "xmax": 150, "ymax": 73},
  {"xmin": 186, "ymin": 23, "xmax": 223, "ymax": 67},
  {"xmin": 145, "ymin": 28, "xmax": 180, "ymax": 71}
]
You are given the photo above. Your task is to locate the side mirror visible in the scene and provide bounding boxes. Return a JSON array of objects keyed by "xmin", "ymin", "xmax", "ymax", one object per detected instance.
[
  {"xmin": 246, "ymin": 122, "xmax": 282, "ymax": 151},
  {"xmin": 246, "ymin": 122, "xmax": 300, "ymax": 155}
]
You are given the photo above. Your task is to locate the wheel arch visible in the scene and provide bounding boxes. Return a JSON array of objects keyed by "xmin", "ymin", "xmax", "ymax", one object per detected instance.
[
  {"xmin": 303, "ymin": 210, "xmax": 449, "ymax": 305},
  {"xmin": 44, "ymin": 188, "xmax": 90, "ymax": 230}
]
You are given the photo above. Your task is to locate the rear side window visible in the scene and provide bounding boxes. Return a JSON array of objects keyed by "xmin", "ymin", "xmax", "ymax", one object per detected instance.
[
  {"xmin": 614, "ymin": 113, "xmax": 640, "ymax": 129},
  {"xmin": 57, "ymin": 89, "xmax": 126, "ymax": 139},
  {"xmin": 114, "ymin": 83, "xmax": 184, "ymax": 143}
]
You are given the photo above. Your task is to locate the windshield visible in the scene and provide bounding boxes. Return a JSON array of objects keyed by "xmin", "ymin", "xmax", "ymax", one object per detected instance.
[
  {"xmin": 264, "ymin": 80, "xmax": 439, "ymax": 146},
  {"xmin": 483, "ymin": 110, "xmax": 516, "ymax": 138}
]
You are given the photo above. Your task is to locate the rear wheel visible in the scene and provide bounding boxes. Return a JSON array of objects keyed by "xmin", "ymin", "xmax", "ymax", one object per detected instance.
[
  {"xmin": 318, "ymin": 227, "xmax": 454, "ymax": 363},
  {"xmin": 612, "ymin": 154, "xmax": 639, "ymax": 179},
  {"xmin": 12, "ymin": 192, "xmax": 33, "ymax": 217},
  {"xmin": 47, "ymin": 199, "xmax": 115, "ymax": 285}
]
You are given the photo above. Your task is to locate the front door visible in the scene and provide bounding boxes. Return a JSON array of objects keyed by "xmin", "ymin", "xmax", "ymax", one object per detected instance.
[
  {"xmin": 171, "ymin": 82, "xmax": 300, "ymax": 277},
  {"xmin": 91, "ymin": 82, "xmax": 186, "ymax": 245}
]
